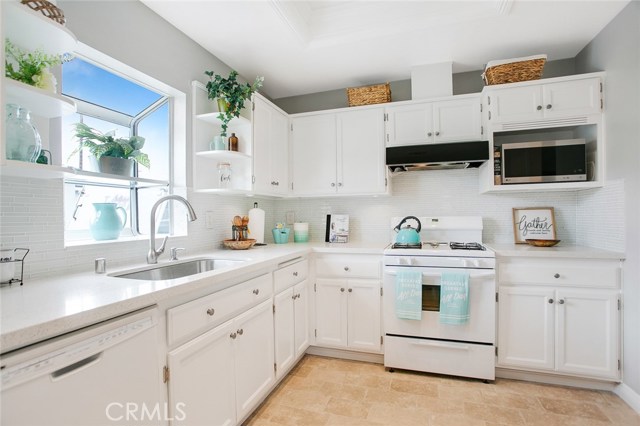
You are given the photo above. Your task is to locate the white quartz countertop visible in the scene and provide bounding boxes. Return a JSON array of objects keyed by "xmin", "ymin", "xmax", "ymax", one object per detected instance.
[
  {"xmin": 487, "ymin": 243, "xmax": 625, "ymax": 260},
  {"xmin": 0, "ymin": 242, "xmax": 385, "ymax": 353}
]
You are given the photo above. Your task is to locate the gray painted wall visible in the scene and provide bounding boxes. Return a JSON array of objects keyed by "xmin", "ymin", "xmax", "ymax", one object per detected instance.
[
  {"xmin": 575, "ymin": 1, "xmax": 640, "ymax": 398},
  {"xmin": 273, "ymin": 58, "xmax": 575, "ymax": 114}
]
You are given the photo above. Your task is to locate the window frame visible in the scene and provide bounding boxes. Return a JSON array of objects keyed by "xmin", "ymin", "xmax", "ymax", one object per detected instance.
[{"xmin": 61, "ymin": 42, "xmax": 187, "ymax": 246}]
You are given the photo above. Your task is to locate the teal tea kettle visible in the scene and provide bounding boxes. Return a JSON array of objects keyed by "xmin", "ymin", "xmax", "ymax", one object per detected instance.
[{"xmin": 394, "ymin": 216, "xmax": 422, "ymax": 244}]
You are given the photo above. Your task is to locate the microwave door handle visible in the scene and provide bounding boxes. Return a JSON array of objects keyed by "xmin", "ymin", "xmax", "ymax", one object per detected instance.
[{"xmin": 384, "ymin": 270, "xmax": 495, "ymax": 279}]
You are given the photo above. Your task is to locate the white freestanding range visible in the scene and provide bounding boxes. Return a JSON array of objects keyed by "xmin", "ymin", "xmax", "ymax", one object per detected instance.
[{"xmin": 383, "ymin": 216, "xmax": 496, "ymax": 381}]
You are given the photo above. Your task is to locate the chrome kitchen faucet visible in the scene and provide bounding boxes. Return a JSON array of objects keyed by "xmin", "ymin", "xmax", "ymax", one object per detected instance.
[{"xmin": 147, "ymin": 195, "xmax": 197, "ymax": 264}]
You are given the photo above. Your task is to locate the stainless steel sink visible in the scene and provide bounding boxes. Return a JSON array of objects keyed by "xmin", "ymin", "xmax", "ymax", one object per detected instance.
[{"xmin": 113, "ymin": 258, "xmax": 245, "ymax": 281}]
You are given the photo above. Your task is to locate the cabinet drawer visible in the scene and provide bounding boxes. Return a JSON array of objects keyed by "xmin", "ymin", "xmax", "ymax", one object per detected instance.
[
  {"xmin": 274, "ymin": 259, "xmax": 308, "ymax": 293},
  {"xmin": 499, "ymin": 258, "xmax": 620, "ymax": 288},
  {"xmin": 167, "ymin": 273, "xmax": 272, "ymax": 345},
  {"xmin": 315, "ymin": 256, "xmax": 380, "ymax": 279}
]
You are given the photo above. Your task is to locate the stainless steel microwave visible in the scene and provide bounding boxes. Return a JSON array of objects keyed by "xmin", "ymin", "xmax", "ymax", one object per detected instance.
[{"xmin": 501, "ymin": 139, "xmax": 587, "ymax": 184}]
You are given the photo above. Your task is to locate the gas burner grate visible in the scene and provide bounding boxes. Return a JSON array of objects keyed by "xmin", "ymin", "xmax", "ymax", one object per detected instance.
[
  {"xmin": 450, "ymin": 242, "xmax": 486, "ymax": 251},
  {"xmin": 391, "ymin": 243, "xmax": 422, "ymax": 249}
]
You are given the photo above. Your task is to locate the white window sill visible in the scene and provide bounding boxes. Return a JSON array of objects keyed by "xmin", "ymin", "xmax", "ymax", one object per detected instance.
[{"xmin": 64, "ymin": 233, "xmax": 187, "ymax": 248}]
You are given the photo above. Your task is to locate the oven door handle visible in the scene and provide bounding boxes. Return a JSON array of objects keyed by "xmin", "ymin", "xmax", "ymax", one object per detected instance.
[
  {"xmin": 384, "ymin": 270, "xmax": 495, "ymax": 279},
  {"xmin": 410, "ymin": 340, "xmax": 471, "ymax": 351}
]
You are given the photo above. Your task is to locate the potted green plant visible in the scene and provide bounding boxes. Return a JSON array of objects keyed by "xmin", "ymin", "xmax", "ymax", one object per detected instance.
[
  {"xmin": 204, "ymin": 70, "xmax": 263, "ymax": 139},
  {"xmin": 4, "ymin": 38, "xmax": 67, "ymax": 93},
  {"xmin": 69, "ymin": 122, "xmax": 150, "ymax": 177}
]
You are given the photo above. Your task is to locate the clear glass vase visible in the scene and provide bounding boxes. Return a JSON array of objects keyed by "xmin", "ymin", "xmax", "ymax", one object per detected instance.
[{"xmin": 5, "ymin": 104, "xmax": 42, "ymax": 162}]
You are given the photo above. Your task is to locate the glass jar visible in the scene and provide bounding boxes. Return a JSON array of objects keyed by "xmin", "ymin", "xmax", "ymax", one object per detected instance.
[
  {"xmin": 218, "ymin": 162, "xmax": 232, "ymax": 188},
  {"xmin": 5, "ymin": 104, "xmax": 42, "ymax": 162}
]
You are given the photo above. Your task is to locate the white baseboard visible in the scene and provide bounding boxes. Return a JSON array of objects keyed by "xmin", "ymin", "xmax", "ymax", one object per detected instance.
[
  {"xmin": 615, "ymin": 382, "xmax": 640, "ymax": 414},
  {"xmin": 305, "ymin": 346, "xmax": 384, "ymax": 364},
  {"xmin": 495, "ymin": 367, "xmax": 617, "ymax": 391}
]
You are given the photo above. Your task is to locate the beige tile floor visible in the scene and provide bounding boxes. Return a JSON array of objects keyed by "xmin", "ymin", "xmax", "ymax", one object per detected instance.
[{"xmin": 244, "ymin": 355, "xmax": 640, "ymax": 426}]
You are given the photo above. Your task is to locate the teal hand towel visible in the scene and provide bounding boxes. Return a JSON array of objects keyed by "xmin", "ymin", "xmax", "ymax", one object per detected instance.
[
  {"xmin": 395, "ymin": 270, "xmax": 422, "ymax": 320},
  {"xmin": 439, "ymin": 271, "xmax": 470, "ymax": 325}
]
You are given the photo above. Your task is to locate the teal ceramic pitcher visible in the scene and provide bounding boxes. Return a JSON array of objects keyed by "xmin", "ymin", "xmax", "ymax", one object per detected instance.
[{"xmin": 90, "ymin": 203, "xmax": 127, "ymax": 241}]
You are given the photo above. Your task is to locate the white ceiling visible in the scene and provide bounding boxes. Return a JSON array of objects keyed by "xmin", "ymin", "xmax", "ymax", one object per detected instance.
[{"xmin": 141, "ymin": 0, "xmax": 629, "ymax": 99}]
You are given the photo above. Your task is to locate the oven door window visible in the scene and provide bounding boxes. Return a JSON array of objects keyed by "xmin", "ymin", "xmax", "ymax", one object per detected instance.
[{"xmin": 422, "ymin": 285, "xmax": 440, "ymax": 312}]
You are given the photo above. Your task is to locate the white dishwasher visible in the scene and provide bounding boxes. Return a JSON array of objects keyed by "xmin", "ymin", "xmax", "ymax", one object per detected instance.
[{"xmin": 1, "ymin": 306, "xmax": 163, "ymax": 426}]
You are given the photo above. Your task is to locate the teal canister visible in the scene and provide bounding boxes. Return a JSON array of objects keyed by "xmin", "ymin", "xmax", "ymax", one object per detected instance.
[{"xmin": 90, "ymin": 203, "xmax": 127, "ymax": 241}]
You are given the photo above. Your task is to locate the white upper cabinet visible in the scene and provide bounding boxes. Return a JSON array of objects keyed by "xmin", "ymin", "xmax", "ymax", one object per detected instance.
[
  {"xmin": 252, "ymin": 94, "xmax": 289, "ymax": 196},
  {"xmin": 386, "ymin": 94, "xmax": 483, "ymax": 147},
  {"xmin": 291, "ymin": 107, "xmax": 386, "ymax": 196},
  {"xmin": 485, "ymin": 75, "xmax": 602, "ymax": 126}
]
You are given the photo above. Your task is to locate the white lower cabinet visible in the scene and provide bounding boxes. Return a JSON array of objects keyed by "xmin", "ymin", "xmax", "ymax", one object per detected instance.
[
  {"xmin": 273, "ymin": 258, "xmax": 310, "ymax": 378},
  {"xmin": 166, "ymin": 274, "xmax": 275, "ymax": 425},
  {"xmin": 497, "ymin": 257, "xmax": 621, "ymax": 381},
  {"xmin": 315, "ymin": 277, "xmax": 381, "ymax": 353}
]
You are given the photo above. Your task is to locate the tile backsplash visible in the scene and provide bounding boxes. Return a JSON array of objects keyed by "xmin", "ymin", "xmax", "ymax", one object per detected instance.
[{"xmin": 0, "ymin": 170, "xmax": 625, "ymax": 279}]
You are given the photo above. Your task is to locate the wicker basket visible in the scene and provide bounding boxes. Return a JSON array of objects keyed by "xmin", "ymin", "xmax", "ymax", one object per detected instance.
[
  {"xmin": 346, "ymin": 82, "xmax": 391, "ymax": 107},
  {"xmin": 482, "ymin": 55, "xmax": 546, "ymax": 85},
  {"xmin": 21, "ymin": 0, "xmax": 66, "ymax": 25},
  {"xmin": 223, "ymin": 238, "xmax": 256, "ymax": 250}
]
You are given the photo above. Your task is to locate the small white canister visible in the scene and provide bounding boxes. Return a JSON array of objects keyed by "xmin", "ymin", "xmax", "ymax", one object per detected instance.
[{"xmin": 293, "ymin": 222, "xmax": 309, "ymax": 243}]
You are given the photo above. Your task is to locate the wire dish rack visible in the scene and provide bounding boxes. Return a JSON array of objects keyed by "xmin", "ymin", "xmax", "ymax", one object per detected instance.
[{"xmin": 0, "ymin": 248, "xmax": 30, "ymax": 286}]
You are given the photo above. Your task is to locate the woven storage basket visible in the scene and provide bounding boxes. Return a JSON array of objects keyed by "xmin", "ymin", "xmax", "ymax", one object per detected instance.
[
  {"xmin": 482, "ymin": 54, "xmax": 546, "ymax": 85},
  {"xmin": 346, "ymin": 82, "xmax": 391, "ymax": 107},
  {"xmin": 21, "ymin": 0, "xmax": 65, "ymax": 25}
]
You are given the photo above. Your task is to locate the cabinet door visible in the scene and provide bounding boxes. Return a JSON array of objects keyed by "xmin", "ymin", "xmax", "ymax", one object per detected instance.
[
  {"xmin": 337, "ymin": 108, "xmax": 386, "ymax": 194},
  {"xmin": 488, "ymin": 85, "xmax": 542, "ymax": 123},
  {"xmin": 433, "ymin": 97, "xmax": 483, "ymax": 143},
  {"xmin": 233, "ymin": 299, "xmax": 275, "ymax": 420},
  {"xmin": 543, "ymin": 78, "xmax": 601, "ymax": 118},
  {"xmin": 167, "ymin": 320, "xmax": 236, "ymax": 426},
  {"xmin": 270, "ymin": 106, "xmax": 289, "ymax": 195},
  {"xmin": 497, "ymin": 286, "xmax": 555, "ymax": 371},
  {"xmin": 556, "ymin": 289, "xmax": 619, "ymax": 380},
  {"xmin": 273, "ymin": 288, "xmax": 295, "ymax": 379},
  {"xmin": 291, "ymin": 114, "xmax": 337, "ymax": 195},
  {"xmin": 347, "ymin": 279, "xmax": 381, "ymax": 352},
  {"xmin": 294, "ymin": 280, "xmax": 310, "ymax": 357},
  {"xmin": 385, "ymin": 102, "xmax": 433, "ymax": 147},
  {"xmin": 315, "ymin": 278, "xmax": 348, "ymax": 348},
  {"xmin": 252, "ymin": 97, "xmax": 289, "ymax": 195}
]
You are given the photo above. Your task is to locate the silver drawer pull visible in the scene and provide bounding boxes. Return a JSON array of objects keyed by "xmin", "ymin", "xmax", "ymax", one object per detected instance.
[
  {"xmin": 548, "ymin": 298, "xmax": 554, "ymax": 304},
  {"xmin": 230, "ymin": 332, "xmax": 237, "ymax": 339},
  {"xmin": 206, "ymin": 308, "xmax": 215, "ymax": 316},
  {"xmin": 344, "ymin": 266, "xmax": 350, "ymax": 271},
  {"xmin": 554, "ymin": 273, "xmax": 560, "ymax": 279},
  {"xmin": 253, "ymin": 289, "xmax": 260, "ymax": 295},
  {"xmin": 237, "ymin": 328, "xmax": 244, "ymax": 335},
  {"xmin": 293, "ymin": 271, "xmax": 298, "ymax": 277}
]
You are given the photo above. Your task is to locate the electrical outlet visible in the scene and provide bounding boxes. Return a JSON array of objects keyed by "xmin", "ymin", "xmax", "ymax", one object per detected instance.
[
  {"xmin": 286, "ymin": 211, "xmax": 295, "ymax": 225},
  {"xmin": 205, "ymin": 211, "xmax": 215, "ymax": 229}
]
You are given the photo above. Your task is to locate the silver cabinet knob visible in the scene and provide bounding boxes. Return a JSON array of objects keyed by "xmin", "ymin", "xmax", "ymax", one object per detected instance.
[
  {"xmin": 275, "ymin": 181, "xmax": 279, "ymax": 186},
  {"xmin": 253, "ymin": 289, "xmax": 260, "ymax": 295},
  {"xmin": 237, "ymin": 328, "xmax": 244, "ymax": 335},
  {"xmin": 230, "ymin": 332, "xmax": 237, "ymax": 339},
  {"xmin": 348, "ymin": 288, "xmax": 353, "ymax": 293},
  {"xmin": 344, "ymin": 266, "xmax": 350, "ymax": 271},
  {"xmin": 427, "ymin": 132, "xmax": 433, "ymax": 137},
  {"xmin": 554, "ymin": 273, "xmax": 560, "ymax": 279},
  {"xmin": 296, "ymin": 293, "xmax": 301, "ymax": 299},
  {"xmin": 331, "ymin": 183, "xmax": 336, "ymax": 187},
  {"xmin": 435, "ymin": 131, "xmax": 440, "ymax": 136},
  {"xmin": 548, "ymin": 298, "xmax": 554, "ymax": 304},
  {"xmin": 546, "ymin": 104, "xmax": 552, "ymax": 109},
  {"xmin": 537, "ymin": 105, "xmax": 543, "ymax": 111},
  {"xmin": 340, "ymin": 288, "xmax": 345, "ymax": 292},
  {"xmin": 206, "ymin": 308, "xmax": 215, "ymax": 316},
  {"xmin": 292, "ymin": 294, "xmax": 297, "ymax": 300},
  {"xmin": 558, "ymin": 299, "xmax": 565, "ymax": 305},
  {"xmin": 338, "ymin": 182, "xmax": 343, "ymax": 187},
  {"xmin": 293, "ymin": 271, "xmax": 298, "ymax": 277}
]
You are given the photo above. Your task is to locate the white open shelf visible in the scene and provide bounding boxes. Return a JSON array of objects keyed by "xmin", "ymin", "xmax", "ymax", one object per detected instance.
[{"xmin": 5, "ymin": 78, "xmax": 77, "ymax": 118}]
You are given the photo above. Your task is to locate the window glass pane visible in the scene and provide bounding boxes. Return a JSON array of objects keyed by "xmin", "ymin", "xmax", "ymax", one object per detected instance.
[
  {"xmin": 64, "ymin": 183, "xmax": 132, "ymax": 243},
  {"xmin": 136, "ymin": 102, "xmax": 170, "ymax": 181},
  {"xmin": 62, "ymin": 57, "xmax": 163, "ymax": 116},
  {"xmin": 136, "ymin": 186, "xmax": 171, "ymax": 235}
]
